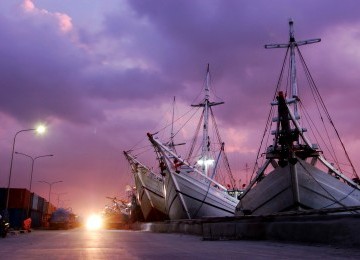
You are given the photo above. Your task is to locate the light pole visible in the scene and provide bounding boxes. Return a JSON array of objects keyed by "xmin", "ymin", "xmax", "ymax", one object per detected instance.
[
  {"xmin": 38, "ymin": 180, "xmax": 63, "ymax": 214},
  {"xmin": 15, "ymin": 152, "xmax": 54, "ymax": 217},
  {"xmin": 52, "ymin": 192, "xmax": 67, "ymax": 207},
  {"xmin": 6, "ymin": 126, "xmax": 47, "ymax": 211}
]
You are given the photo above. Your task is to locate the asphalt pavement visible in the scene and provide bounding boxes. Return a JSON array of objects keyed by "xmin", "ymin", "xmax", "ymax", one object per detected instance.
[{"xmin": 0, "ymin": 228, "xmax": 359, "ymax": 259}]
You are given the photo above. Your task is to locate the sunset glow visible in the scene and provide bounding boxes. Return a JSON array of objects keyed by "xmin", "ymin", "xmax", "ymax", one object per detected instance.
[
  {"xmin": 0, "ymin": 0, "xmax": 359, "ymax": 216},
  {"xmin": 85, "ymin": 214, "xmax": 103, "ymax": 230}
]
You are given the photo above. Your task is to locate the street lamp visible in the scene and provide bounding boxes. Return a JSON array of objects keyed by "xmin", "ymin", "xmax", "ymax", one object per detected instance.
[
  {"xmin": 15, "ymin": 152, "xmax": 54, "ymax": 217},
  {"xmin": 38, "ymin": 180, "xmax": 63, "ymax": 213},
  {"xmin": 52, "ymin": 192, "xmax": 67, "ymax": 207},
  {"xmin": 6, "ymin": 125, "xmax": 47, "ymax": 211}
]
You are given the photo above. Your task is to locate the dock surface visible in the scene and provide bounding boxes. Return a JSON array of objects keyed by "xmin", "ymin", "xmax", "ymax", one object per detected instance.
[{"xmin": 1, "ymin": 228, "xmax": 360, "ymax": 259}]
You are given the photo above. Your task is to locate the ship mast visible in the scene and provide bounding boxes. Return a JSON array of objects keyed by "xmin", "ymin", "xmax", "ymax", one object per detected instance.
[
  {"xmin": 202, "ymin": 64, "xmax": 211, "ymax": 174},
  {"xmin": 169, "ymin": 96, "xmax": 176, "ymax": 151},
  {"xmin": 266, "ymin": 19, "xmax": 320, "ymax": 136},
  {"xmin": 265, "ymin": 20, "xmax": 321, "ymax": 209},
  {"xmin": 192, "ymin": 64, "xmax": 224, "ymax": 176},
  {"xmin": 241, "ymin": 19, "xmax": 360, "ymax": 201}
]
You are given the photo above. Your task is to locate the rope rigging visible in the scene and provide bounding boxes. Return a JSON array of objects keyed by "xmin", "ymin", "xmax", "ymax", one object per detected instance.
[
  {"xmin": 186, "ymin": 109, "xmax": 204, "ymax": 162},
  {"xmin": 296, "ymin": 46, "xmax": 359, "ymax": 179},
  {"xmin": 209, "ymin": 108, "xmax": 236, "ymax": 188},
  {"xmin": 251, "ymin": 47, "xmax": 290, "ymax": 182},
  {"xmin": 251, "ymin": 42, "xmax": 359, "ymax": 185},
  {"xmin": 298, "ymin": 160, "xmax": 359, "ymax": 213}
]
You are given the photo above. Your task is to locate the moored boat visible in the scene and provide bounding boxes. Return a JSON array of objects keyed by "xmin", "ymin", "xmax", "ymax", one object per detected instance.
[
  {"xmin": 123, "ymin": 151, "xmax": 168, "ymax": 221},
  {"xmin": 148, "ymin": 65, "xmax": 240, "ymax": 220},
  {"xmin": 236, "ymin": 20, "xmax": 360, "ymax": 216}
]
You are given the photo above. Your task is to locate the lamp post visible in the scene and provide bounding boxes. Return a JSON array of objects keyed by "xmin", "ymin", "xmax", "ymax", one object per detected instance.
[
  {"xmin": 6, "ymin": 126, "xmax": 46, "ymax": 211},
  {"xmin": 15, "ymin": 152, "xmax": 54, "ymax": 217},
  {"xmin": 38, "ymin": 180, "xmax": 63, "ymax": 214},
  {"xmin": 52, "ymin": 192, "xmax": 67, "ymax": 207}
]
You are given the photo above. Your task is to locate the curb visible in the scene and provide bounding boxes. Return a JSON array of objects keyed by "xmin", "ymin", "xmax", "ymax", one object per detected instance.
[{"xmin": 140, "ymin": 214, "xmax": 360, "ymax": 247}]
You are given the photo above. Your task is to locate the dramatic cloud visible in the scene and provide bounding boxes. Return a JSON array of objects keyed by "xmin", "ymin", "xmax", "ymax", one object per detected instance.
[
  {"xmin": 22, "ymin": 0, "xmax": 73, "ymax": 33},
  {"xmin": 0, "ymin": 0, "xmax": 359, "ymax": 215}
]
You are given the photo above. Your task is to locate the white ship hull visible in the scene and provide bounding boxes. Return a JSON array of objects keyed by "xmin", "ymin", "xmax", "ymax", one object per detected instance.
[
  {"xmin": 124, "ymin": 151, "xmax": 168, "ymax": 221},
  {"xmin": 164, "ymin": 165, "xmax": 239, "ymax": 220},
  {"xmin": 133, "ymin": 167, "xmax": 168, "ymax": 221},
  {"xmin": 236, "ymin": 159, "xmax": 360, "ymax": 215}
]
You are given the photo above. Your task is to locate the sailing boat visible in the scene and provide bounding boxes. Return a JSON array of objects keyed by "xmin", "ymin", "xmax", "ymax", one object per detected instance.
[
  {"xmin": 123, "ymin": 151, "xmax": 168, "ymax": 221},
  {"xmin": 236, "ymin": 20, "xmax": 360, "ymax": 216},
  {"xmin": 102, "ymin": 196, "xmax": 131, "ymax": 228},
  {"xmin": 147, "ymin": 65, "xmax": 239, "ymax": 220}
]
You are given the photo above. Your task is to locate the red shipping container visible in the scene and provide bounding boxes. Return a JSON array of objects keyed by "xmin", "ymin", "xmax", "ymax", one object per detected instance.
[{"xmin": 8, "ymin": 188, "xmax": 31, "ymax": 209}]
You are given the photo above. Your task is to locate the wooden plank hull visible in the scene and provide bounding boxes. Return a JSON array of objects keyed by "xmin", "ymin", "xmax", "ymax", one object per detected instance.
[
  {"xmin": 164, "ymin": 166, "xmax": 239, "ymax": 220},
  {"xmin": 134, "ymin": 169, "xmax": 168, "ymax": 221},
  {"xmin": 236, "ymin": 160, "xmax": 360, "ymax": 215}
]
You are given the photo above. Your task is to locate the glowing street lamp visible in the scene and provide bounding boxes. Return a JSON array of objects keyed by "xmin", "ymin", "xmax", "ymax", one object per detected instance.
[
  {"xmin": 36, "ymin": 125, "xmax": 46, "ymax": 134},
  {"xmin": 6, "ymin": 125, "xmax": 47, "ymax": 211},
  {"xmin": 15, "ymin": 151, "xmax": 53, "ymax": 217}
]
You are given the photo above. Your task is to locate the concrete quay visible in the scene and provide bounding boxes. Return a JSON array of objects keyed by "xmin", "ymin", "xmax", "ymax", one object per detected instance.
[{"xmin": 140, "ymin": 213, "xmax": 360, "ymax": 248}]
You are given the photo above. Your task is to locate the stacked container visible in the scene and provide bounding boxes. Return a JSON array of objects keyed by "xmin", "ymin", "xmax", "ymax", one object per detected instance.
[
  {"xmin": 0, "ymin": 188, "xmax": 30, "ymax": 229},
  {"xmin": 0, "ymin": 188, "xmax": 52, "ymax": 229}
]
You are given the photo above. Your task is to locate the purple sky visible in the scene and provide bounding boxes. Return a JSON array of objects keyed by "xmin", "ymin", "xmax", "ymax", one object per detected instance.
[{"xmin": 1, "ymin": 0, "xmax": 360, "ymax": 216}]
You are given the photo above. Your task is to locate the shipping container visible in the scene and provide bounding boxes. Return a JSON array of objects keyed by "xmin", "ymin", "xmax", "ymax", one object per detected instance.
[
  {"xmin": 38, "ymin": 196, "xmax": 45, "ymax": 212},
  {"xmin": 49, "ymin": 203, "xmax": 56, "ymax": 214},
  {"xmin": 0, "ymin": 188, "xmax": 6, "ymax": 209},
  {"xmin": 8, "ymin": 208, "xmax": 26, "ymax": 229},
  {"xmin": 31, "ymin": 193, "xmax": 39, "ymax": 210},
  {"xmin": 0, "ymin": 188, "xmax": 31, "ymax": 209},
  {"xmin": 43, "ymin": 201, "xmax": 49, "ymax": 214},
  {"xmin": 30, "ymin": 210, "xmax": 42, "ymax": 228},
  {"xmin": 8, "ymin": 188, "xmax": 31, "ymax": 209}
]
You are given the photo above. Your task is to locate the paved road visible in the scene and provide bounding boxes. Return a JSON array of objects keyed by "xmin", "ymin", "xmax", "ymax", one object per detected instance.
[{"xmin": 0, "ymin": 228, "xmax": 359, "ymax": 259}]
